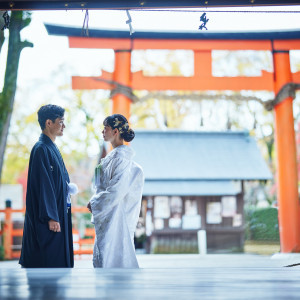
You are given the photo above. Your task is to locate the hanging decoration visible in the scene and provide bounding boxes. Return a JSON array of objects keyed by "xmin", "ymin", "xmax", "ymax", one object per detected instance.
[
  {"xmin": 81, "ymin": 9, "xmax": 89, "ymax": 36},
  {"xmin": 199, "ymin": 101, "xmax": 204, "ymax": 126},
  {"xmin": 163, "ymin": 101, "xmax": 168, "ymax": 127},
  {"xmin": 1, "ymin": 11, "xmax": 10, "ymax": 31},
  {"xmin": 226, "ymin": 105, "xmax": 232, "ymax": 130},
  {"xmin": 199, "ymin": 12, "xmax": 209, "ymax": 30},
  {"xmin": 253, "ymin": 113, "xmax": 257, "ymax": 129},
  {"xmin": 138, "ymin": 91, "xmax": 265, "ymax": 104},
  {"xmin": 137, "ymin": 85, "xmax": 300, "ymax": 112},
  {"xmin": 126, "ymin": 10, "xmax": 134, "ymax": 35},
  {"xmin": 93, "ymin": 77, "xmax": 138, "ymax": 103}
]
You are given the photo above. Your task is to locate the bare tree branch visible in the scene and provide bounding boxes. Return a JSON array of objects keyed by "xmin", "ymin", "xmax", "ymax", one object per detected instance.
[
  {"xmin": 20, "ymin": 40, "xmax": 33, "ymax": 50},
  {"xmin": 0, "ymin": 11, "xmax": 32, "ymax": 182}
]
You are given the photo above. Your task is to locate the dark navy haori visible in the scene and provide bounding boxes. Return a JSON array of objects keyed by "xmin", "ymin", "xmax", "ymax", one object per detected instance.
[{"xmin": 19, "ymin": 134, "xmax": 74, "ymax": 268}]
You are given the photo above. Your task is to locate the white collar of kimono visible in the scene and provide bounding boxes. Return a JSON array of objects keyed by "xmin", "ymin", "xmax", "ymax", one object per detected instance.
[
  {"xmin": 102, "ymin": 145, "xmax": 135, "ymax": 166},
  {"xmin": 112, "ymin": 145, "xmax": 135, "ymax": 159}
]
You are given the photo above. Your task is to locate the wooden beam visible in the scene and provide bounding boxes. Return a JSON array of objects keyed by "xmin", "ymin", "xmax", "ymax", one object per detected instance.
[
  {"xmin": 69, "ymin": 37, "xmax": 300, "ymax": 51},
  {"xmin": 69, "ymin": 37, "xmax": 273, "ymax": 51},
  {"xmin": 2, "ymin": 0, "xmax": 300, "ymax": 10},
  {"xmin": 273, "ymin": 40, "xmax": 300, "ymax": 51},
  {"xmin": 72, "ymin": 70, "xmax": 113, "ymax": 90},
  {"xmin": 72, "ymin": 70, "xmax": 275, "ymax": 91},
  {"xmin": 292, "ymin": 71, "xmax": 300, "ymax": 82},
  {"xmin": 69, "ymin": 37, "xmax": 132, "ymax": 51},
  {"xmin": 73, "ymin": 70, "xmax": 300, "ymax": 92}
]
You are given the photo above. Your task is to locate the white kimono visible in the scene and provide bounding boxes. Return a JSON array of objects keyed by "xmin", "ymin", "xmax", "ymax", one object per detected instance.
[{"xmin": 90, "ymin": 145, "xmax": 144, "ymax": 268}]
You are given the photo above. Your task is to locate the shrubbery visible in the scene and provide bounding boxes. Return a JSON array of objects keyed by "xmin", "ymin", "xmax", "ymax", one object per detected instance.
[{"xmin": 245, "ymin": 207, "xmax": 279, "ymax": 241}]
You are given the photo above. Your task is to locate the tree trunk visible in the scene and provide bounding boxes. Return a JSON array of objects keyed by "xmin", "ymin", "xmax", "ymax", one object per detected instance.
[
  {"xmin": 0, "ymin": 11, "xmax": 32, "ymax": 182},
  {"xmin": 0, "ymin": 30, "xmax": 4, "ymax": 55},
  {"xmin": 0, "ymin": 12, "xmax": 4, "ymax": 54}
]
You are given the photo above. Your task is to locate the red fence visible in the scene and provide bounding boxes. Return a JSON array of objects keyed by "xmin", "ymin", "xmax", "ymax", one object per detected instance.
[{"xmin": 0, "ymin": 206, "xmax": 95, "ymax": 259}]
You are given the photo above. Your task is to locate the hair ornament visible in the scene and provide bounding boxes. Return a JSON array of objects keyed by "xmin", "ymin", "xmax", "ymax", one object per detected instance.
[
  {"xmin": 113, "ymin": 118, "xmax": 122, "ymax": 127},
  {"xmin": 110, "ymin": 116, "xmax": 131, "ymax": 136}
]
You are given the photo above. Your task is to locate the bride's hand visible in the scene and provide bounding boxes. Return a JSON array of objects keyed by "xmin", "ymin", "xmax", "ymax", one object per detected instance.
[{"xmin": 87, "ymin": 202, "xmax": 92, "ymax": 213}]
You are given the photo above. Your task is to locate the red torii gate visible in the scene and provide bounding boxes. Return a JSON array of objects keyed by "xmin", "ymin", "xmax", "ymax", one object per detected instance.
[{"xmin": 46, "ymin": 25, "xmax": 300, "ymax": 253}]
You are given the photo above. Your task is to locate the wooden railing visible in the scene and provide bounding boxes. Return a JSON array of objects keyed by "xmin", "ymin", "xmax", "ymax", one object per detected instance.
[{"xmin": 0, "ymin": 202, "xmax": 95, "ymax": 260}]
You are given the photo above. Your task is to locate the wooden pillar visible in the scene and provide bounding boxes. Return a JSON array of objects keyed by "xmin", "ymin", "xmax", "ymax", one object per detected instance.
[
  {"xmin": 112, "ymin": 50, "xmax": 132, "ymax": 120},
  {"xmin": 273, "ymin": 50, "xmax": 300, "ymax": 253},
  {"xmin": 194, "ymin": 50, "xmax": 211, "ymax": 78}
]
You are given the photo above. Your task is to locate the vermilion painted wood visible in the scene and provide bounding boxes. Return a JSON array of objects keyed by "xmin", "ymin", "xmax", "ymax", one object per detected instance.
[
  {"xmin": 112, "ymin": 51, "xmax": 132, "ymax": 120},
  {"xmin": 273, "ymin": 40, "xmax": 300, "ymax": 50},
  {"xmin": 69, "ymin": 36, "xmax": 273, "ymax": 51},
  {"xmin": 69, "ymin": 37, "xmax": 300, "ymax": 51},
  {"xmin": 72, "ymin": 71, "xmax": 275, "ymax": 91},
  {"xmin": 273, "ymin": 52, "xmax": 300, "ymax": 253}
]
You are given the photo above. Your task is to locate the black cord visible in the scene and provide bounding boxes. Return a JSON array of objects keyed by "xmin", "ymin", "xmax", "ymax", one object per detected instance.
[
  {"xmin": 1, "ymin": 11, "xmax": 10, "ymax": 31},
  {"xmin": 81, "ymin": 10, "xmax": 89, "ymax": 37}
]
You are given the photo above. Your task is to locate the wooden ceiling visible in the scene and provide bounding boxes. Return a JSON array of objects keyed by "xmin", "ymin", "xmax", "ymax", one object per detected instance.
[{"xmin": 0, "ymin": 0, "xmax": 300, "ymax": 11}]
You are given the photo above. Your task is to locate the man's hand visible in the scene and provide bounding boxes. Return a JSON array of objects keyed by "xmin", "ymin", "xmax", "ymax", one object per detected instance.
[
  {"xmin": 48, "ymin": 219, "xmax": 61, "ymax": 232},
  {"xmin": 87, "ymin": 202, "xmax": 92, "ymax": 213}
]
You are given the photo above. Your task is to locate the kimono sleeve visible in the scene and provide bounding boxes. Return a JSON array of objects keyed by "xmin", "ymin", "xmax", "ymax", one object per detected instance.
[
  {"xmin": 90, "ymin": 157, "xmax": 131, "ymax": 220},
  {"xmin": 32, "ymin": 147, "xmax": 59, "ymax": 223}
]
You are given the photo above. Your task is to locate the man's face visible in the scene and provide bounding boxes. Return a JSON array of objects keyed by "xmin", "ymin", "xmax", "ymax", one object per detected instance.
[
  {"xmin": 102, "ymin": 125, "xmax": 116, "ymax": 142},
  {"xmin": 49, "ymin": 117, "xmax": 65, "ymax": 137}
]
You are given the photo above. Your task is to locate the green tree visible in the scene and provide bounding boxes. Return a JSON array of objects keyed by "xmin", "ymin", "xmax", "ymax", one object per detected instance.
[{"xmin": 0, "ymin": 11, "xmax": 33, "ymax": 182}]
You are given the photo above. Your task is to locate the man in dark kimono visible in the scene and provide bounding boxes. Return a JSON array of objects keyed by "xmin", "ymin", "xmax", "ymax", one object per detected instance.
[{"xmin": 19, "ymin": 104, "xmax": 74, "ymax": 268}]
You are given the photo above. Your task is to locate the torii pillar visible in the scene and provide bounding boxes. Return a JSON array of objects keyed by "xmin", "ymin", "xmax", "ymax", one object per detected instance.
[
  {"xmin": 112, "ymin": 50, "xmax": 132, "ymax": 120},
  {"xmin": 274, "ymin": 50, "xmax": 300, "ymax": 252}
]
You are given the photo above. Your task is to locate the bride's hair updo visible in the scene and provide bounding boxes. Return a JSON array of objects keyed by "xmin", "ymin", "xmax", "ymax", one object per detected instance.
[{"xmin": 103, "ymin": 114, "xmax": 135, "ymax": 142}]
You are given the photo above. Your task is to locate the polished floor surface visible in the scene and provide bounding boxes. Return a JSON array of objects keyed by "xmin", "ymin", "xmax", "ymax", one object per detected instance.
[{"xmin": 1, "ymin": 254, "xmax": 300, "ymax": 299}]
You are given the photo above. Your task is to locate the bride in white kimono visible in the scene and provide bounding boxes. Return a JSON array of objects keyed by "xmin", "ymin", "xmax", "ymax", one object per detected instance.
[{"xmin": 87, "ymin": 114, "xmax": 144, "ymax": 268}]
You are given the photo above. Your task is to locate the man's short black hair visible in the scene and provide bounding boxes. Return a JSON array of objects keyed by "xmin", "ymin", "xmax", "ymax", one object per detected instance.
[{"xmin": 37, "ymin": 104, "xmax": 65, "ymax": 130}]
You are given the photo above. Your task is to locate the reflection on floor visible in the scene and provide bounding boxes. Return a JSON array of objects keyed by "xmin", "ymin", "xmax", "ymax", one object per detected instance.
[{"xmin": 1, "ymin": 254, "xmax": 300, "ymax": 299}]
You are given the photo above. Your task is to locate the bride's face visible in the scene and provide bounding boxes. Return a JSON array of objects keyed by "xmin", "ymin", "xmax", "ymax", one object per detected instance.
[{"xmin": 102, "ymin": 125, "xmax": 117, "ymax": 142}]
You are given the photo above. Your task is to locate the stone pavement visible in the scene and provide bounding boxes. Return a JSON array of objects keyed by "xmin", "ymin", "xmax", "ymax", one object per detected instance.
[{"xmin": 1, "ymin": 254, "xmax": 300, "ymax": 299}]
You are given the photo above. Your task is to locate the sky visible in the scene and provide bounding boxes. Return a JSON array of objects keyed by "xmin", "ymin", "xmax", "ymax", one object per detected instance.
[{"xmin": 0, "ymin": 6, "xmax": 300, "ymax": 155}]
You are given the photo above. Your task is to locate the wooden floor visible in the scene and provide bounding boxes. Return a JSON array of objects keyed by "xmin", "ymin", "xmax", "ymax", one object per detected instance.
[{"xmin": 1, "ymin": 254, "xmax": 300, "ymax": 299}]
